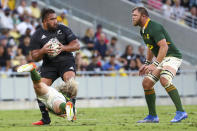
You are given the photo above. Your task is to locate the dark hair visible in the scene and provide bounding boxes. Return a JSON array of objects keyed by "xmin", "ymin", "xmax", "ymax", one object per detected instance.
[
  {"xmin": 132, "ymin": 7, "xmax": 149, "ymax": 17},
  {"xmin": 190, "ymin": 5, "xmax": 197, "ymax": 11},
  {"xmin": 41, "ymin": 8, "xmax": 55, "ymax": 22},
  {"xmin": 124, "ymin": 45, "xmax": 133, "ymax": 54},
  {"xmin": 97, "ymin": 24, "xmax": 102, "ymax": 29},
  {"xmin": 111, "ymin": 36, "xmax": 118, "ymax": 41}
]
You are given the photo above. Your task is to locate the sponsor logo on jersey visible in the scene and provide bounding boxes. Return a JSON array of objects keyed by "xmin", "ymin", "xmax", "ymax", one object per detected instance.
[
  {"xmin": 57, "ymin": 30, "xmax": 62, "ymax": 35},
  {"xmin": 143, "ymin": 34, "xmax": 150, "ymax": 39},
  {"xmin": 41, "ymin": 35, "xmax": 46, "ymax": 39},
  {"xmin": 147, "ymin": 44, "xmax": 153, "ymax": 50},
  {"xmin": 69, "ymin": 66, "xmax": 74, "ymax": 70}
]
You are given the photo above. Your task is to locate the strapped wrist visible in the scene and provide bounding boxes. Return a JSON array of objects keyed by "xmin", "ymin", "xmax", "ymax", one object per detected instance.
[
  {"xmin": 153, "ymin": 61, "xmax": 160, "ymax": 67},
  {"xmin": 145, "ymin": 60, "xmax": 151, "ymax": 65}
]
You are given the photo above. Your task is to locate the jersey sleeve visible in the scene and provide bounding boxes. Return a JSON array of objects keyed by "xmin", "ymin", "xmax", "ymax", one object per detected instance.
[
  {"xmin": 62, "ymin": 25, "xmax": 77, "ymax": 43},
  {"xmin": 29, "ymin": 32, "xmax": 41, "ymax": 51},
  {"xmin": 151, "ymin": 25, "xmax": 165, "ymax": 44}
]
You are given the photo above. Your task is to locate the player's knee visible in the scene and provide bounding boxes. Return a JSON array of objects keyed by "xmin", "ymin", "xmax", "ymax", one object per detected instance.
[
  {"xmin": 142, "ymin": 78, "xmax": 154, "ymax": 90},
  {"xmin": 63, "ymin": 72, "xmax": 75, "ymax": 82},
  {"xmin": 142, "ymin": 74, "xmax": 158, "ymax": 90},
  {"xmin": 160, "ymin": 70, "xmax": 173, "ymax": 88}
]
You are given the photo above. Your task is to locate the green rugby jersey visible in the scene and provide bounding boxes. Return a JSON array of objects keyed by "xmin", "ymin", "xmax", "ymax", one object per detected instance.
[{"xmin": 140, "ymin": 19, "xmax": 182, "ymax": 59}]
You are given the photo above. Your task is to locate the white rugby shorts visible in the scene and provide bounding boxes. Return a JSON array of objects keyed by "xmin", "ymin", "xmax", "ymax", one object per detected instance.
[
  {"xmin": 38, "ymin": 87, "xmax": 66, "ymax": 111},
  {"xmin": 159, "ymin": 57, "xmax": 182, "ymax": 72}
]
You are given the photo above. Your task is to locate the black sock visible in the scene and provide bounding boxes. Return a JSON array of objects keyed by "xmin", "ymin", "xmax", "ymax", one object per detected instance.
[
  {"xmin": 37, "ymin": 99, "xmax": 51, "ymax": 124},
  {"xmin": 71, "ymin": 98, "xmax": 76, "ymax": 114}
]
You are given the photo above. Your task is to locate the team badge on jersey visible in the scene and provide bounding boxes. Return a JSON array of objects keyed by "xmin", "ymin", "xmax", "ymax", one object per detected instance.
[
  {"xmin": 41, "ymin": 35, "xmax": 47, "ymax": 39},
  {"xmin": 57, "ymin": 30, "xmax": 62, "ymax": 35}
]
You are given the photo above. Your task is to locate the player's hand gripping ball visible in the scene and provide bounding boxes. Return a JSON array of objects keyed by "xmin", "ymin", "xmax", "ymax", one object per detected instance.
[{"xmin": 48, "ymin": 38, "xmax": 60, "ymax": 57}]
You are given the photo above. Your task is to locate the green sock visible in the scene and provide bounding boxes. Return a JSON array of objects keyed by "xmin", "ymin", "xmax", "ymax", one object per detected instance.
[
  {"xmin": 144, "ymin": 89, "xmax": 157, "ymax": 116},
  {"xmin": 30, "ymin": 69, "xmax": 41, "ymax": 82},
  {"xmin": 165, "ymin": 84, "xmax": 184, "ymax": 112},
  {"xmin": 59, "ymin": 102, "xmax": 66, "ymax": 113}
]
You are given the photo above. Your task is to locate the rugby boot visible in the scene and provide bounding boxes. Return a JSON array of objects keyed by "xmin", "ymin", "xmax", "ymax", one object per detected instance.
[
  {"xmin": 137, "ymin": 115, "xmax": 159, "ymax": 123},
  {"xmin": 17, "ymin": 62, "xmax": 36, "ymax": 72},
  {"xmin": 32, "ymin": 119, "xmax": 51, "ymax": 125},
  {"xmin": 66, "ymin": 101, "xmax": 74, "ymax": 121},
  {"xmin": 171, "ymin": 111, "xmax": 188, "ymax": 123}
]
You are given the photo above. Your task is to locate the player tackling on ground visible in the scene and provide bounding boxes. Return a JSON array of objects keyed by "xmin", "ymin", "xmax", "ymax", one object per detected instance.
[
  {"xmin": 131, "ymin": 7, "xmax": 187, "ymax": 123},
  {"xmin": 17, "ymin": 63, "xmax": 77, "ymax": 121}
]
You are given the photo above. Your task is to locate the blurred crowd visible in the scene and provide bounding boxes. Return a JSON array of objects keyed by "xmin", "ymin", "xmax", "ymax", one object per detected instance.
[
  {"xmin": 77, "ymin": 24, "xmax": 146, "ymax": 76},
  {"xmin": 0, "ymin": 0, "xmax": 146, "ymax": 77},
  {"xmin": 0, "ymin": 0, "xmax": 70, "ymax": 77},
  {"xmin": 129, "ymin": 0, "xmax": 197, "ymax": 29}
]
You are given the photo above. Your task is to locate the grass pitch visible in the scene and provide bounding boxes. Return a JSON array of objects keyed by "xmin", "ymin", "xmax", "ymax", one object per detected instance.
[{"xmin": 0, "ymin": 105, "xmax": 197, "ymax": 131}]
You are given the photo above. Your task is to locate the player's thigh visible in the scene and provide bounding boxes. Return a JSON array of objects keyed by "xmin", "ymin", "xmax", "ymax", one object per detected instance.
[
  {"xmin": 41, "ymin": 78, "xmax": 53, "ymax": 86},
  {"xmin": 58, "ymin": 59, "xmax": 76, "ymax": 81},
  {"xmin": 63, "ymin": 71, "xmax": 75, "ymax": 82},
  {"xmin": 40, "ymin": 64, "xmax": 59, "ymax": 82},
  {"xmin": 143, "ymin": 68, "xmax": 161, "ymax": 89},
  {"xmin": 160, "ymin": 57, "xmax": 182, "ymax": 76},
  {"xmin": 159, "ymin": 57, "xmax": 182, "ymax": 85},
  {"xmin": 34, "ymin": 82, "xmax": 50, "ymax": 96}
]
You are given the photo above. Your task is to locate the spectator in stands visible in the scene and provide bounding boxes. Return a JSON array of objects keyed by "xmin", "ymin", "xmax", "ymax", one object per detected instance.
[
  {"xmin": 75, "ymin": 52, "xmax": 88, "ymax": 71},
  {"xmin": 102, "ymin": 54, "xmax": 121, "ymax": 71},
  {"xmin": 16, "ymin": 16, "xmax": 33, "ymax": 35},
  {"xmin": 86, "ymin": 54, "xmax": 102, "ymax": 72},
  {"xmin": 189, "ymin": 0, "xmax": 197, "ymax": 8},
  {"xmin": 136, "ymin": 45, "xmax": 146, "ymax": 69},
  {"xmin": 18, "ymin": 36, "xmax": 31, "ymax": 56},
  {"xmin": 106, "ymin": 36, "xmax": 119, "ymax": 56},
  {"xmin": 11, "ymin": 9, "xmax": 21, "ymax": 26},
  {"xmin": 17, "ymin": 0, "xmax": 31, "ymax": 16},
  {"xmin": 29, "ymin": 0, "xmax": 40, "ymax": 19},
  {"xmin": 0, "ymin": 8, "xmax": 14, "ymax": 29},
  {"xmin": 181, "ymin": 0, "xmax": 190, "ymax": 9},
  {"xmin": 119, "ymin": 45, "xmax": 137, "ymax": 70},
  {"xmin": 57, "ymin": 9, "xmax": 69, "ymax": 26},
  {"xmin": 1, "ymin": 29, "xmax": 16, "ymax": 47},
  {"xmin": 0, "ymin": 35, "xmax": 8, "ymax": 47},
  {"xmin": 0, "ymin": 44, "xmax": 11, "ymax": 72},
  {"xmin": 127, "ymin": 59, "xmax": 139, "ymax": 71},
  {"xmin": 94, "ymin": 33, "xmax": 108, "ymax": 58},
  {"xmin": 171, "ymin": 0, "xmax": 185, "ymax": 22},
  {"xmin": 162, "ymin": 0, "xmax": 173, "ymax": 18},
  {"xmin": 82, "ymin": 28, "xmax": 95, "ymax": 51},
  {"xmin": 13, "ymin": 46, "xmax": 26, "ymax": 69},
  {"xmin": 15, "ymin": 46, "xmax": 26, "ymax": 62},
  {"xmin": 6, "ymin": 0, "xmax": 16, "ymax": 11},
  {"xmin": 94, "ymin": 24, "xmax": 109, "ymax": 44},
  {"xmin": 18, "ymin": 28, "xmax": 31, "ymax": 44},
  {"xmin": 185, "ymin": 5, "xmax": 197, "ymax": 29}
]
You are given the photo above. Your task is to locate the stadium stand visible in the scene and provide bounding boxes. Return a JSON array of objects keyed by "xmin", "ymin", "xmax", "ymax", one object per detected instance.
[{"xmin": 0, "ymin": 0, "xmax": 196, "ymax": 102}]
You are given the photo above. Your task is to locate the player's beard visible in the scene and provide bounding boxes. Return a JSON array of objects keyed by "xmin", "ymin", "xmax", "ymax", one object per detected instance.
[
  {"xmin": 47, "ymin": 23, "xmax": 57, "ymax": 31},
  {"xmin": 133, "ymin": 18, "xmax": 141, "ymax": 26}
]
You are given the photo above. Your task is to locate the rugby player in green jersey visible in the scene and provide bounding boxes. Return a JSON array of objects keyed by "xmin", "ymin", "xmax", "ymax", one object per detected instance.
[{"xmin": 131, "ymin": 7, "xmax": 187, "ymax": 123}]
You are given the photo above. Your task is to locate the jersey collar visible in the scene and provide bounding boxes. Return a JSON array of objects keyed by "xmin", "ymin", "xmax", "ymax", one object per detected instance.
[{"xmin": 142, "ymin": 18, "xmax": 150, "ymax": 34}]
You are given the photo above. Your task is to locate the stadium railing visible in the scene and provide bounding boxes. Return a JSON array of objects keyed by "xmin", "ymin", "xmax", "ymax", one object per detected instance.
[{"xmin": 0, "ymin": 70, "xmax": 196, "ymax": 101}]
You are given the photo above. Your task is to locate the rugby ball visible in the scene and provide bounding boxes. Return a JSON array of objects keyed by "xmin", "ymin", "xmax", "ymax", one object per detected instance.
[{"xmin": 48, "ymin": 38, "xmax": 60, "ymax": 57}]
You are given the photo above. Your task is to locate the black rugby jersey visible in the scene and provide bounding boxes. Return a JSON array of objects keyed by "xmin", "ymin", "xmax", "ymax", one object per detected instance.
[{"xmin": 30, "ymin": 24, "xmax": 77, "ymax": 64}]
